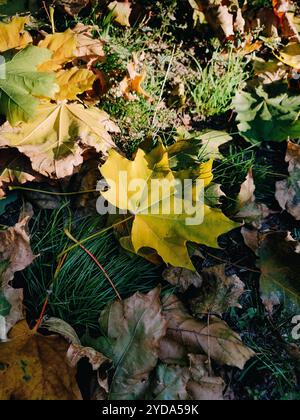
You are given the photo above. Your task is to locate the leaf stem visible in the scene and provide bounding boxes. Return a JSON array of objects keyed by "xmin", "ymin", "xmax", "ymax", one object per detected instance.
[
  {"xmin": 64, "ymin": 229, "xmax": 122, "ymax": 301},
  {"xmin": 9, "ymin": 186, "xmax": 98, "ymax": 196},
  {"xmin": 57, "ymin": 215, "xmax": 134, "ymax": 259}
]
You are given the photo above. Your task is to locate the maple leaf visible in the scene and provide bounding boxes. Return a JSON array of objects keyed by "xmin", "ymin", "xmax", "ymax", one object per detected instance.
[
  {"xmin": 0, "ymin": 16, "xmax": 32, "ymax": 52},
  {"xmin": 0, "ymin": 320, "xmax": 82, "ymax": 400},
  {"xmin": 187, "ymin": 354, "xmax": 225, "ymax": 401},
  {"xmin": 276, "ymin": 141, "xmax": 300, "ymax": 220},
  {"xmin": 108, "ymin": 1, "xmax": 132, "ymax": 27},
  {"xmin": 55, "ymin": 67, "xmax": 96, "ymax": 100},
  {"xmin": 100, "ymin": 143, "xmax": 238, "ymax": 270},
  {"xmin": 0, "ymin": 46, "xmax": 58, "ymax": 125},
  {"xmin": 88, "ymin": 288, "xmax": 167, "ymax": 400},
  {"xmin": 161, "ymin": 294, "xmax": 255, "ymax": 369},
  {"xmin": 146, "ymin": 363, "xmax": 190, "ymax": 400},
  {"xmin": 38, "ymin": 29, "xmax": 77, "ymax": 72},
  {"xmin": 72, "ymin": 23, "xmax": 106, "ymax": 66},
  {"xmin": 190, "ymin": 264, "xmax": 245, "ymax": 316},
  {"xmin": 233, "ymin": 84, "xmax": 300, "ymax": 143},
  {"xmin": 257, "ymin": 232, "xmax": 300, "ymax": 310},
  {"xmin": 0, "ymin": 102, "xmax": 118, "ymax": 178}
]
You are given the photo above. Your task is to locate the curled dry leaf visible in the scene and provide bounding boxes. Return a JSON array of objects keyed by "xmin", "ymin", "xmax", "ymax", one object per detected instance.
[
  {"xmin": 0, "ymin": 102, "xmax": 118, "ymax": 179},
  {"xmin": 94, "ymin": 288, "xmax": 167, "ymax": 400},
  {"xmin": 0, "ymin": 321, "xmax": 82, "ymax": 400},
  {"xmin": 276, "ymin": 141, "xmax": 300, "ymax": 220},
  {"xmin": 0, "ymin": 16, "xmax": 32, "ymax": 52},
  {"xmin": 187, "ymin": 354, "xmax": 225, "ymax": 401},
  {"xmin": 190, "ymin": 264, "xmax": 245, "ymax": 316},
  {"xmin": 119, "ymin": 57, "xmax": 151, "ymax": 101},
  {"xmin": 162, "ymin": 295, "xmax": 254, "ymax": 369},
  {"xmin": 108, "ymin": 1, "xmax": 132, "ymax": 27},
  {"xmin": 234, "ymin": 170, "xmax": 270, "ymax": 224}
]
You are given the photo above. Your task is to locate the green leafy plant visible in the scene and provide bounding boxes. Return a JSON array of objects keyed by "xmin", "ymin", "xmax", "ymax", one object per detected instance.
[{"xmin": 233, "ymin": 83, "xmax": 300, "ymax": 144}]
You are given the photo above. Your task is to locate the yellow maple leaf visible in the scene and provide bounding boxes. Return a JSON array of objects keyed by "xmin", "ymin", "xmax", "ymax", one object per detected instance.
[
  {"xmin": 108, "ymin": 1, "xmax": 132, "ymax": 27},
  {"xmin": 100, "ymin": 144, "xmax": 238, "ymax": 270},
  {"xmin": 38, "ymin": 29, "xmax": 77, "ymax": 72},
  {"xmin": 0, "ymin": 321, "xmax": 82, "ymax": 400},
  {"xmin": 55, "ymin": 67, "xmax": 96, "ymax": 100},
  {"xmin": 0, "ymin": 102, "xmax": 118, "ymax": 178},
  {"xmin": 0, "ymin": 16, "xmax": 32, "ymax": 52}
]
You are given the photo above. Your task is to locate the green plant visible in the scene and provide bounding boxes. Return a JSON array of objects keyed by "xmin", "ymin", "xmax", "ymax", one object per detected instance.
[
  {"xmin": 23, "ymin": 204, "xmax": 161, "ymax": 332},
  {"xmin": 191, "ymin": 50, "xmax": 248, "ymax": 118}
]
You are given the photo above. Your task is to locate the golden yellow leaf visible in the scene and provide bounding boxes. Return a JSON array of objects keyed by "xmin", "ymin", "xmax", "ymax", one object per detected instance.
[
  {"xmin": 0, "ymin": 102, "xmax": 118, "ymax": 178},
  {"xmin": 108, "ymin": 1, "xmax": 132, "ymax": 27},
  {"xmin": 55, "ymin": 67, "xmax": 96, "ymax": 100},
  {"xmin": 100, "ymin": 144, "xmax": 238, "ymax": 270},
  {"xmin": 0, "ymin": 321, "xmax": 82, "ymax": 400},
  {"xmin": 38, "ymin": 29, "xmax": 77, "ymax": 72},
  {"xmin": 0, "ymin": 16, "xmax": 32, "ymax": 52}
]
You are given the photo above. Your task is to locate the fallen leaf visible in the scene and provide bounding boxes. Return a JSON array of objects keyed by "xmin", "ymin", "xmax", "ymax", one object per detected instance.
[
  {"xmin": 187, "ymin": 354, "xmax": 225, "ymax": 400},
  {"xmin": 108, "ymin": 1, "xmax": 132, "ymax": 27},
  {"xmin": 190, "ymin": 264, "xmax": 245, "ymax": 316},
  {"xmin": 0, "ymin": 149, "xmax": 36, "ymax": 198},
  {"xmin": 257, "ymin": 232, "xmax": 300, "ymax": 309},
  {"xmin": 147, "ymin": 363, "xmax": 190, "ymax": 400},
  {"xmin": 276, "ymin": 42, "xmax": 300, "ymax": 70},
  {"xmin": 0, "ymin": 216, "xmax": 34, "ymax": 287},
  {"xmin": 162, "ymin": 294, "xmax": 255, "ymax": 369},
  {"xmin": 0, "ymin": 16, "xmax": 32, "ymax": 52},
  {"xmin": 73, "ymin": 23, "xmax": 106, "ymax": 66},
  {"xmin": 233, "ymin": 84, "xmax": 300, "ymax": 144},
  {"xmin": 0, "ymin": 102, "xmax": 118, "ymax": 178},
  {"xmin": 119, "ymin": 57, "xmax": 151, "ymax": 101},
  {"xmin": 163, "ymin": 266, "xmax": 203, "ymax": 292},
  {"xmin": 54, "ymin": 0, "xmax": 90, "ymax": 16},
  {"xmin": 0, "ymin": 320, "xmax": 82, "ymax": 400},
  {"xmin": 0, "ymin": 46, "xmax": 58, "ymax": 125},
  {"xmin": 276, "ymin": 141, "xmax": 300, "ymax": 220},
  {"xmin": 100, "ymin": 143, "xmax": 238, "ymax": 270},
  {"xmin": 38, "ymin": 29, "xmax": 77, "ymax": 72},
  {"xmin": 55, "ymin": 67, "xmax": 96, "ymax": 100},
  {"xmin": 93, "ymin": 288, "xmax": 167, "ymax": 400}
]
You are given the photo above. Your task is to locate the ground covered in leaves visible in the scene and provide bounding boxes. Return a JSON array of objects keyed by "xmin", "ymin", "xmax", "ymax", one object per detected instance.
[{"xmin": 0, "ymin": 0, "xmax": 300, "ymax": 401}]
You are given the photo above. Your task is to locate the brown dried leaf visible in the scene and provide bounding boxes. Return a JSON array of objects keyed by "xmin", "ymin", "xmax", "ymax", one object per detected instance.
[
  {"xmin": 187, "ymin": 354, "xmax": 225, "ymax": 400},
  {"xmin": 162, "ymin": 295, "xmax": 254, "ymax": 369},
  {"xmin": 190, "ymin": 265, "xmax": 245, "ymax": 316},
  {"xmin": 163, "ymin": 266, "xmax": 203, "ymax": 292},
  {"xmin": 276, "ymin": 141, "xmax": 300, "ymax": 220}
]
